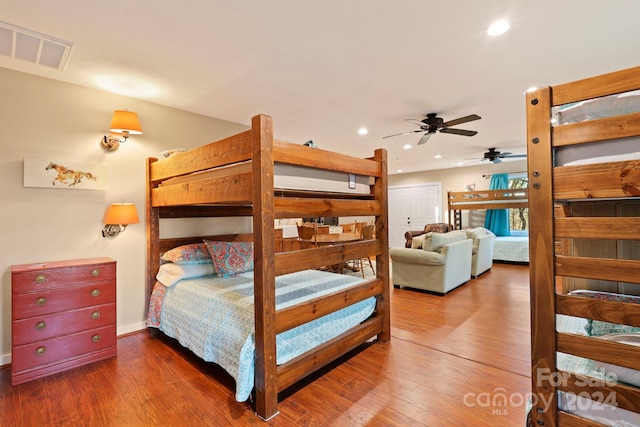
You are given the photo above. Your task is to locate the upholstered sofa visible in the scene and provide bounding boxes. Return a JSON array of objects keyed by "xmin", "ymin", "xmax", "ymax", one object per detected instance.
[
  {"xmin": 390, "ymin": 230, "xmax": 472, "ymax": 295},
  {"xmin": 464, "ymin": 227, "xmax": 496, "ymax": 278},
  {"xmin": 404, "ymin": 223, "xmax": 453, "ymax": 248}
]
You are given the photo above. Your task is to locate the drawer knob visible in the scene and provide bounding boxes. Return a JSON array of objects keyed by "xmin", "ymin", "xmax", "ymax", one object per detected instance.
[
  {"xmin": 90, "ymin": 289, "xmax": 101, "ymax": 297},
  {"xmin": 35, "ymin": 274, "xmax": 46, "ymax": 284},
  {"xmin": 35, "ymin": 321, "xmax": 46, "ymax": 330},
  {"xmin": 35, "ymin": 346, "xmax": 46, "ymax": 356},
  {"xmin": 91, "ymin": 311, "xmax": 101, "ymax": 319},
  {"xmin": 91, "ymin": 268, "xmax": 101, "ymax": 277},
  {"xmin": 92, "ymin": 334, "xmax": 101, "ymax": 343},
  {"xmin": 35, "ymin": 297, "xmax": 47, "ymax": 305}
]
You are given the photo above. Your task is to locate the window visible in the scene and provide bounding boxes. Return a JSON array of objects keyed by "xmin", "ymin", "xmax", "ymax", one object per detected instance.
[{"xmin": 508, "ymin": 173, "xmax": 528, "ymax": 235}]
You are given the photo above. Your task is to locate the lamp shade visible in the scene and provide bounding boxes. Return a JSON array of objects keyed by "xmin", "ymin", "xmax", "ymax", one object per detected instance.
[
  {"xmin": 104, "ymin": 203, "xmax": 140, "ymax": 225},
  {"xmin": 110, "ymin": 110, "xmax": 143, "ymax": 134}
]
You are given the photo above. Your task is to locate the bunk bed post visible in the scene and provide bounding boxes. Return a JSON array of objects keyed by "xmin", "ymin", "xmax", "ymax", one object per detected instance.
[
  {"xmin": 250, "ymin": 114, "xmax": 279, "ymax": 420},
  {"xmin": 374, "ymin": 148, "xmax": 391, "ymax": 341},
  {"xmin": 526, "ymin": 87, "xmax": 558, "ymax": 427},
  {"xmin": 146, "ymin": 157, "xmax": 160, "ymax": 312}
]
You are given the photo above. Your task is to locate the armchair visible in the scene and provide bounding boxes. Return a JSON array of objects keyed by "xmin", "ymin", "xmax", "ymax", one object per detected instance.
[
  {"xmin": 391, "ymin": 230, "xmax": 472, "ymax": 295},
  {"xmin": 465, "ymin": 227, "xmax": 496, "ymax": 278},
  {"xmin": 404, "ymin": 223, "xmax": 453, "ymax": 248}
]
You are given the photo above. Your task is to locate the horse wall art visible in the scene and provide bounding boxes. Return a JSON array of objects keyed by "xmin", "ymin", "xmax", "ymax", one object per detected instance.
[{"xmin": 23, "ymin": 157, "xmax": 106, "ymax": 190}]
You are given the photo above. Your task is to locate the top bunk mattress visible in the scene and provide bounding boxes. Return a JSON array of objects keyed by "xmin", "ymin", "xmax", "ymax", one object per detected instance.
[
  {"xmin": 554, "ymin": 89, "xmax": 640, "ymax": 125},
  {"xmin": 159, "ymin": 161, "xmax": 372, "ymax": 195}
]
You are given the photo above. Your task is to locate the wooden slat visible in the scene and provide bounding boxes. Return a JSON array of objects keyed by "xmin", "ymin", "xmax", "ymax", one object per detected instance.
[
  {"xmin": 553, "ymin": 112, "xmax": 640, "ymax": 146},
  {"xmin": 551, "ymin": 65, "xmax": 640, "ymax": 107},
  {"xmin": 526, "ymin": 86, "xmax": 558, "ymax": 427},
  {"xmin": 273, "ymin": 198, "xmax": 382, "ymax": 219},
  {"xmin": 150, "ymin": 130, "xmax": 252, "ymax": 182},
  {"xmin": 276, "ymin": 317, "xmax": 382, "ymax": 392},
  {"xmin": 557, "ymin": 411, "xmax": 608, "ymax": 427},
  {"xmin": 273, "ymin": 139, "xmax": 381, "ymax": 177},
  {"xmin": 558, "ymin": 371, "xmax": 640, "ymax": 415},
  {"xmin": 556, "ymin": 293, "xmax": 640, "ymax": 328},
  {"xmin": 557, "ymin": 332, "xmax": 640, "ymax": 371},
  {"xmin": 275, "ymin": 240, "xmax": 381, "ymax": 276},
  {"xmin": 275, "ymin": 279, "xmax": 382, "ymax": 334},
  {"xmin": 447, "ymin": 201, "xmax": 529, "ymax": 211},
  {"xmin": 553, "ymin": 160, "xmax": 640, "ymax": 200},
  {"xmin": 151, "ymin": 172, "xmax": 253, "ymax": 206},
  {"xmin": 556, "ymin": 255, "xmax": 640, "ymax": 284},
  {"xmin": 555, "ymin": 217, "xmax": 640, "ymax": 239}
]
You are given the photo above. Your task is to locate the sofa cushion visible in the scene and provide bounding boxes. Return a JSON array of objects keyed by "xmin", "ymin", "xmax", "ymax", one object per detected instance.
[
  {"xmin": 427, "ymin": 230, "xmax": 467, "ymax": 252},
  {"xmin": 411, "ymin": 234, "xmax": 426, "ymax": 249},
  {"xmin": 465, "ymin": 227, "xmax": 488, "ymax": 240}
]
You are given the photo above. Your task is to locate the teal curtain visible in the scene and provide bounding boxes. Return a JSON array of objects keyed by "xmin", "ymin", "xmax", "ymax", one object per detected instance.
[{"xmin": 484, "ymin": 173, "xmax": 510, "ymax": 236}]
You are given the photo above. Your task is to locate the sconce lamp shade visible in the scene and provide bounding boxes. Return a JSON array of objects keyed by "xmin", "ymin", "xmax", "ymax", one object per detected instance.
[
  {"xmin": 109, "ymin": 110, "xmax": 143, "ymax": 135},
  {"xmin": 104, "ymin": 203, "xmax": 140, "ymax": 225}
]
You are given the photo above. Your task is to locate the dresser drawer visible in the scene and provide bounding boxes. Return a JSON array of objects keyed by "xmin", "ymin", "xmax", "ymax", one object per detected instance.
[
  {"xmin": 12, "ymin": 281, "xmax": 115, "ymax": 320},
  {"xmin": 12, "ymin": 260, "xmax": 115, "ymax": 293},
  {"xmin": 12, "ymin": 303, "xmax": 115, "ymax": 346},
  {"xmin": 11, "ymin": 325, "xmax": 116, "ymax": 373}
]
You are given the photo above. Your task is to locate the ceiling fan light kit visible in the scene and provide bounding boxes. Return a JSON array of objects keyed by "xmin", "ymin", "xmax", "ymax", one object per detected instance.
[
  {"xmin": 473, "ymin": 147, "xmax": 527, "ymax": 164},
  {"xmin": 383, "ymin": 113, "xmax": 481, "ymax": 145}
]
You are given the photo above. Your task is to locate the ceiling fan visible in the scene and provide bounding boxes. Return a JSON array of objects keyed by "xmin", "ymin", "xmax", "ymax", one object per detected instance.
[
  {"xmin": 471, "ymin": 147, "xmax": 527, "ymax": 164},
  {"xmin": 383, "ymin": 113, "xmax": 481, "ymax": 145}
]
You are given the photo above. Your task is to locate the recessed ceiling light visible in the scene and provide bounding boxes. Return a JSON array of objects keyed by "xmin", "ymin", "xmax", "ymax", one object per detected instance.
[
  {"xmin": 434, "ymin": 154, "xmax": 442, "ymax": 159},
  {"xmin": 457, "ymin": 162, "xmax": 465, "ymax": 166},
  {"xmin": 488, "ymin": 20, "xmax": 510, "ymax": 36},
  {"xmin": 396, "ymin": 169, "xmax": 403, "ymax": 173},
  {"xmin": 526, "ymin": 86, "xmax": 538, "ymax": 93},
  {"xmin": 403, "ymin": 144, "xmax": 412, "ymax": 150},
  {"xmin": 358, "ymin": 127, "xmax": 368, "ymax": 135}
]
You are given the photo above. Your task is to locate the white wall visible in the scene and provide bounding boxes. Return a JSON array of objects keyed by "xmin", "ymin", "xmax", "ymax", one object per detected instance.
[
  {"xmin": 388, "ymin": 159, "xmax": 528, "ymax": 227},
  {"xmin": 0, "ymin": 68, "xmax": 250, "ymax": 365}
]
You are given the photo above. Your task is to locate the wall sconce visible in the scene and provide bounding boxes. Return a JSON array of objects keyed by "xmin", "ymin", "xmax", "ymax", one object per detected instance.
[
  {"xmin": 102, "ymin": 203, "xmax": 140, "ymax": 237},
  {"xmin": 101, "ymin": 110, "xmax": 143, "ymax": 151}
]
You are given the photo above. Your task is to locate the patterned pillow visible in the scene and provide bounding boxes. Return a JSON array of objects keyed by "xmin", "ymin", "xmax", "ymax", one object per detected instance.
[
  {"xmin": 203, "ymin": 240, "xmax": 254, "ymax": 277},
  {"xmin": 161, "ymin": 243, "xmax": 212, "ymax": 264}
]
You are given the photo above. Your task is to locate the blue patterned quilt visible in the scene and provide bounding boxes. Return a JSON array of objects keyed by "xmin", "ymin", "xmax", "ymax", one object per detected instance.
[{"xmin": 153, "ymin": 269, "xmax": 376, "ymax": 401}]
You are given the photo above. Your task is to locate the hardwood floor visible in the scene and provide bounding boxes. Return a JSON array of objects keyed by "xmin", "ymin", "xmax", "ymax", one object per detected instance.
[{"xmin": 0, "ymin": 263, "xmax": 531, "ymax": 426}]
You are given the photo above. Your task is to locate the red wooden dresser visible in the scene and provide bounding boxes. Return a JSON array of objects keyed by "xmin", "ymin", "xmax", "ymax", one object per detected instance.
[{"xmin": 11, "ymin": 257, "xmax": 117, "ymax": 385}]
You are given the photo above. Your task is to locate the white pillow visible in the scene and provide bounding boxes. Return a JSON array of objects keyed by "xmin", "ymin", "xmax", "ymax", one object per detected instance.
[
  {"xmin": 596, "ymin": 333, "xmax": 640, "ymax": 387},
  {"xmin": 156, "ymin": 263, "xmax": 214, "ymax": 287},
  {"xmin": 429, "ymin": 230, "xmax": 467, "ymax": 251}
]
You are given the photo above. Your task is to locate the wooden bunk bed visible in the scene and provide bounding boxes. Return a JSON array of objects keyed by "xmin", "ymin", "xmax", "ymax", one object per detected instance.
[
  {"xmin": 447, "ymin": 189, "xmax": 529, "ymax": 262},
  {"xmin": 145, "ymin": 114, "xmax": 390, "ymax": 420},
  {"xmin": 526, "ymin": 67, "xmax": 640, "ymax": 426}
]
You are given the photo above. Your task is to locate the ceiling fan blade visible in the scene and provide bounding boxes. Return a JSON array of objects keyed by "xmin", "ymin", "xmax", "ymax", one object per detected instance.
[
  {"xmin": 504, "ymin": 154, "xmax": 527, "ymax": 158},
  {"xmin": 441, "ymin": 114, "xmax": 481, "ymax": 127},
  {"xmin": 500, "ymin": 152, "xmax": 513, "ymax": 157},
  {"xmin": 417, "ymin": 133, "xmax": 434, "ymax": 145},
  {"xmin": 492, "ymin": 158, "xmax": 502, "ymax": 164},
  {"xmin": 440, "ymin": 128, "xmax": 478, "ymax": 136},
  {"xmin": 382, "ymin": 130, "xmax": 423, "ymax": 139},
  {"xmin": 405, "ymin": 118, "xmax": 427, "ymax": 127}
]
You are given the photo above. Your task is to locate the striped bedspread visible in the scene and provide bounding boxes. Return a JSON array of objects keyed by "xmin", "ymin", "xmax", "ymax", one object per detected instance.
[{"xmin": 147, "ymin": 269, "xmax": 376, "ymax": 402}]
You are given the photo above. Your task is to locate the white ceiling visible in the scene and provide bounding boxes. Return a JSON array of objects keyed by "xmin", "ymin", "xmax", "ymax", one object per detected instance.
[{"xmin": 2, "ymin": 1, "xmax": 640, "ymax": 174}]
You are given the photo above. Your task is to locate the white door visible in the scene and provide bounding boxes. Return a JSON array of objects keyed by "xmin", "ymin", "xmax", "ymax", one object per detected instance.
[{"xmin": 388, "ymin": 183, "xmax": 442, "ymax": 248}]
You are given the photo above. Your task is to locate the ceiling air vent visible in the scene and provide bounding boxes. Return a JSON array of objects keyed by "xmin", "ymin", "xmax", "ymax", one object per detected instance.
[{"xmin": 0, "ymin": 21, "xmax": 73, "ymax": 70}]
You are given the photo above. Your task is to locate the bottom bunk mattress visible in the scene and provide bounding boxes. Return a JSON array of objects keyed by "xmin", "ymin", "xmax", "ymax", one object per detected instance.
[
  {"xmin": 493, "ymin": 236, "xmax": 529, "ymax": 263},
  {"xmin": 526, "ymin": 314, "xmax": 640, "ymax": 427},
  {"xmin": 146, "ymin": 269, "xmax": 376, "ymax": 402}
]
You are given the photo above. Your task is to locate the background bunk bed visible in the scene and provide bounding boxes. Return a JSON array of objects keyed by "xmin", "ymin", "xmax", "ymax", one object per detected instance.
[
  {"xmin": 447, "ymin": 189, "xmax": 529, "ymax": 262},
  {"xmin": 526, "ymin": 67, "xmax": 640, "ymax": 427},
  {"xmin": 145, "ymin": 114, "xmax": 390, "ymax": 420}
]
